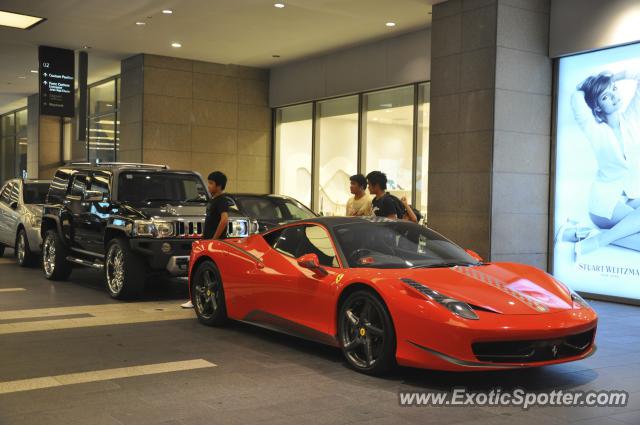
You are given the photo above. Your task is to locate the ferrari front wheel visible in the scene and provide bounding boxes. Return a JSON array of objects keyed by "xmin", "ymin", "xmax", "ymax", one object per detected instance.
[
  {"xmin": 339, "ymin": 290, "xmax": 396, "ymax": 375},
  {"xmin": 191, "ymin": 261, "xmax": 227, "ymax": 326}
]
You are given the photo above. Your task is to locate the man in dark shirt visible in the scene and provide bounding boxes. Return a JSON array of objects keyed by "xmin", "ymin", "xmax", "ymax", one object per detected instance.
[
  {"xmin": 182, "ymin": 171, "xmax": 229, "ymax": 308},
  {"xmin": 366, "ymin": 171, "xmax": 398, "ymax": 219},
  {"xmin": 203, "ymin": 171, "xmax": 229, "ymax": 239}
]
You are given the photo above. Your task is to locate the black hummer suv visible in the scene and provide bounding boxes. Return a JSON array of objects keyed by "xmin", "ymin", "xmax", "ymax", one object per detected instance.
[{"xmin": 40, "ymin": 162, "xmax": 255, "ymax": 299}]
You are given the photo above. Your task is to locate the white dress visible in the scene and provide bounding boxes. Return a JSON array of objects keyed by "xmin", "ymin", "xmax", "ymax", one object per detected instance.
[{"xmin": 571, "ymin": 80, "xmax": 640, "ymax": 220}]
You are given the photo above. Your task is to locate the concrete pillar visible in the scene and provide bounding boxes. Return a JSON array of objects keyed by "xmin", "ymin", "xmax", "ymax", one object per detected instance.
[
  {"xmin": 26, "ymin": 93, "xmax": 64, "ymax": 179},
  {"xmin": 119, "ymin": 54, "xmax": 272, "ymax": 193},
  {"xmin": 428, "ymin": 0, "xmax": 552, "ymax": 268}
]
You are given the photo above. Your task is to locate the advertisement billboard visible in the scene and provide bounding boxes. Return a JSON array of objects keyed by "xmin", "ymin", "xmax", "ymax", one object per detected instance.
[{"xmin": 554, "ymin": 42, "xmax": 640, "ymax": 301}]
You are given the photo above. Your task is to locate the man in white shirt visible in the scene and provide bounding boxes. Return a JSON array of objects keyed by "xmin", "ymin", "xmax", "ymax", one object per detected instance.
[{"xmin": 346, "ymin": 174, "xmax": 372, "ymax": 216}]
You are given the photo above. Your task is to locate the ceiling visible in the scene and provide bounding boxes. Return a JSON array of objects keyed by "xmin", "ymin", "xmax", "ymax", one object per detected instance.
[{"xmin": 0, "ymin": 0, "xmax": 443, "ymax": 114}]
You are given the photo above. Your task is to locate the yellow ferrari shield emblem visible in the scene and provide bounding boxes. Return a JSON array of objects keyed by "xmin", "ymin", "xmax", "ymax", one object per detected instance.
[
  {"xmin": 359, "ymin": 328, "xmax": 366, "ymax": 336},
  {"xmin": 335, "ymin": 273, "xmax": 344, "ymax": 284}
]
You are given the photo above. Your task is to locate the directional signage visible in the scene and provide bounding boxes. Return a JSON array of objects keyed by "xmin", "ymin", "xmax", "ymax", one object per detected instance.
[{"xmin": 39, "ymin": 46, "xmax": 75, "ymax": 117}]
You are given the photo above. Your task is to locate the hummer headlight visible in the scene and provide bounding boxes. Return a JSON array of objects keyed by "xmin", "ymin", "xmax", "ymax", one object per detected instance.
[
  {"xmin": 228, "ymin": 220, "xmax": 249, "ymax": 237},
  {"xmin": 133, "ymin": 220, "xmax": 156, "ymax": 237},
  {"xmin": 155, "ymin": 221, "xmax": 175, "ymax": 238}
]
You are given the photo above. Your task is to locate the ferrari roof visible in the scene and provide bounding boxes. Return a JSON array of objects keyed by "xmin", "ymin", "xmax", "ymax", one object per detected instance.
[{"xmin": 301, "ymin": 216, "xmax": 396, "ymax": 229}]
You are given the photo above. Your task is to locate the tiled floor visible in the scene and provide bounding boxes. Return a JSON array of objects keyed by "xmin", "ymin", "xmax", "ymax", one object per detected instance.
[{"xmin": 0, "ymin": 252, "xmax": 639, "ymax": 424}]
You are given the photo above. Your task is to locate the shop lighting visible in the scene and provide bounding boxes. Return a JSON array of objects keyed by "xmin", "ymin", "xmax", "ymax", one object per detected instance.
[
  {"xmin": 0, "ymin": 10, "xmax": 46, "ymax": 30},
  {"xmin": 30, "ymin": 69, "xmax": 38, "ymax": 74},
  {"xmin": 385, "ymin": 22, "xmax": 396, "ymax": 27},
  {"xmin": 162, "ymin": 9, "xmax": 173, "ymax": 14},
  {"xmin": 135, "ymin": 21, "xmax": 146, "ymax": 26},
  {"xmin": 171, "ymin": 42, "xmax": 182, "ymax": 48},
  {"xmin": 274, "ymin": 3, "xmax": 285, "ymax": 8}
]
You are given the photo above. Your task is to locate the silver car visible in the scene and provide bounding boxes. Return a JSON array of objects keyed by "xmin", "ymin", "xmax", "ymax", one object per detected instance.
[{"xmin": 0, "ymin": 179, "xmax": 50, "ymax": 266}]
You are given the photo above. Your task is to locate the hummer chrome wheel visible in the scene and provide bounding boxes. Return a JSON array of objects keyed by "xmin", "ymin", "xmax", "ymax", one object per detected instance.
[
  {"xmin": 43, "ymin": 234, "xmax": 56, "ymax": 276},
  {"xmin": 106, "ymin": 245, "xmax": 125, "ymax": 294}
]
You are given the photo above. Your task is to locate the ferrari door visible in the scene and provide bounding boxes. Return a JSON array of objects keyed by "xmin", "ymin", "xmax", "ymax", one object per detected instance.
[{"xmin": 257, "ymin": 224, "xmax": 341, "ymax": 337}]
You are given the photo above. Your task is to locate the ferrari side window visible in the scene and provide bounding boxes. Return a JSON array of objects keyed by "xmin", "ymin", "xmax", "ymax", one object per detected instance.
[
  {"xmin": 273, "ymin": 226, "xmax": 306, "ymax": 258},
  {"xmin": 300, "ymin": 225, "xmax": 338, "ymax": 268}
]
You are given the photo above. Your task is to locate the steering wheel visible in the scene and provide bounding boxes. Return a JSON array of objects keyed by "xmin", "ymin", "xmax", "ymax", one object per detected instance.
[{"xmin": 350, "ymin": 248, "xmax": 372, "ymax": 261}]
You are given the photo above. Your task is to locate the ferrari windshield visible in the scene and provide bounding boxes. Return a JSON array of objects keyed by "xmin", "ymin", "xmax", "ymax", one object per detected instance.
[
  {"xmin": 334, "ymin": 221, "xmax": 480, "ymax": 269},
  {"xmin": 117, "ymin": 172, "xmax": 208, "ymax": 204}
]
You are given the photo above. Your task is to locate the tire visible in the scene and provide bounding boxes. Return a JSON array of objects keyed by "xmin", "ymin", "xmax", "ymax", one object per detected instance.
[
  {"xmin": 338, "ymin": 290, "xmax": 396, "ymax": 375},
  {"xmin": 42, "ymin": 229, "xmax": 72, "ymax": 281},
  {"xmin": 16, "ymin": 228, "xmax": 36, "ymax": 267},
  {"xmin": 191, "ymin": 261, "xmax": 228, "ymax": 326},
  {"xmin": 105, "ymin": 238, "xmax": 146, "ymax": 300}
]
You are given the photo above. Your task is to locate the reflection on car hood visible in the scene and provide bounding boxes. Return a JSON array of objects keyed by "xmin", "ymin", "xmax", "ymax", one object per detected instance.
[
  {"xmin": 404, "ymin": 262, "xmax": 573, "ymax": 315},
  {"xmin": 23, "ymin": 204, "xmax": 44, "ymax": 218},
  {"xmin": 136, "ymin": 203, "xmax": 244, "ymax": 220}
]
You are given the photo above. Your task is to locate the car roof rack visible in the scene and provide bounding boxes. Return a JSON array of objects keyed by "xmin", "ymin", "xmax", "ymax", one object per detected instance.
[{"xmin": 68, "ymin": 161, "xmax": 169, "ymax": 169}]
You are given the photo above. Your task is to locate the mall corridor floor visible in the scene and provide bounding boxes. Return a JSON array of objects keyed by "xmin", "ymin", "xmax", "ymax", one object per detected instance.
[{"xmin": 0, "ymin": 252, "xmax": 639, "ymax": 425}]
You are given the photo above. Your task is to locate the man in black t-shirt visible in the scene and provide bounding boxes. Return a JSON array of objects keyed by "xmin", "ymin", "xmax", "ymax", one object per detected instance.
[
  {"xmin": 182, "ymin": 171, "xmax": 229, "ymax": 308},
  {"xmin": 366, "ymin": 171, "xmax": 399, "ymax": 219},
  {"xmin": 203, "ymin": 171, "xmax": 229, "ymax": 239}
]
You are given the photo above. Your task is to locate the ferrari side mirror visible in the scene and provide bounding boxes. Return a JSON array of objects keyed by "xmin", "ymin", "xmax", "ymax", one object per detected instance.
[
  {"xmin": 465, "ymin": 249, "xmax": 483, "ymax": 262},
  {"xmin": 297, "ymin": 253, "xmax": 328, "ymax": 276}
]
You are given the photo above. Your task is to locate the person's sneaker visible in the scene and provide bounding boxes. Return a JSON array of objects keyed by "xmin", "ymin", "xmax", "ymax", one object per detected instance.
[{"xmin": 181, "ymin": 300, "xmax": 194, "ymax": 308}]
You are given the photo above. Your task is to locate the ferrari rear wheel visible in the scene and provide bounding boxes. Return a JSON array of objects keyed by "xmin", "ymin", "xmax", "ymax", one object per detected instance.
[
  {"xmin": 339, "ymin": 290, "xmax": 396, "ymax": 375},
  {"xmin": 191, "ymin": 261, "xmax": 227, "ymax": 326}
]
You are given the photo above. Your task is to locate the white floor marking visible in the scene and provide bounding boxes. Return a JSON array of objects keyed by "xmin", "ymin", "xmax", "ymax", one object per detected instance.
[
  {"xmin": 0, "ymin": 301, "xmax": 194, "ymax": 335},
  {"xmin": 0, "ymin": 359, "xmax": 217, "ymax": 395}
]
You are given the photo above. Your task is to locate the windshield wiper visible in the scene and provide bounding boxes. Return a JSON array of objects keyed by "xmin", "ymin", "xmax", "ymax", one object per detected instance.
[{"xmin": 411, "ymin": 261, "xmax": 477, "ymax": 269}]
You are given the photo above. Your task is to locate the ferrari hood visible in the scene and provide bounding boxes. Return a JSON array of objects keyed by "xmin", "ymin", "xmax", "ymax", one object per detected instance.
[{"xmin": 403, "ymin": 263, "xmax": 573, "ymax": 315}]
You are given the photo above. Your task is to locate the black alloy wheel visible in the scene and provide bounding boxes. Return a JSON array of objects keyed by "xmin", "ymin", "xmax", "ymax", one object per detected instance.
[
  {"xmin": 339, "ymin": 290, "xmax": 396, "ymax": 375},
  {"xmin": 191, "ymin": 261, "xmax": 227, "ymax": 326}
]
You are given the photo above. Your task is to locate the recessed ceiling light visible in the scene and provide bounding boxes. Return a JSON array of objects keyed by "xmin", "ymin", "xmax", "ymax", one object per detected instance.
[
  {"xmin": 0, "ymin": 10, "xmax": 46, "ymax": 30},
  {"xmin": 135, "ymin": 21, "xmax": 146, "ymax": 26},
  {"xmin": 30, "ymin": 69, "xmax": 38, "ymax": 74},
  {"xmin": 385, "ymin": 22, "xmax": 396, "ymax": 27},
  {"xmin": 17, "ymin": 76, "xmax": 26, "ymax": 79},
  {"xmin": 171, "ymin": 42, "xmax": 182, "ymax": 48},
  {"xmin": 82, "ymin": 45, "xmax": 91, "ymax": 49},
  {"xmin": 274, "ymin": 3, "xmax": 285, "ymax": 8},
  {"xmin": 162, "ymin": 9, "xmax": 173, "ymax": 14}
]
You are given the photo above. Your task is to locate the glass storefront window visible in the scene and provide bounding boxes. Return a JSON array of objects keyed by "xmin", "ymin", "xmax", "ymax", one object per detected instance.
[
  {"xmin": 88, "ymin": 114, "xmax": 117, "ymax": 162},
  {"xmin": 416, "ymin": 82, "xmax": 430, "ymax": 219},
  {"xmin": 89, "ymin": 80, "xmax": 116, "ymax": 116},
  {"xmin": 87, "ymin": 77, "xmax": 119, "ymax": 162},
  {"xmin": 274, "ymin": 103, "xmax": 313, "ymax": 207},
  {"xmin": 362, "ymin": 85, "xmax": 415, "ymax": 204},
  {"xmin": 316, "ymin": 96, "xmax": 359, "ymax": 215}
]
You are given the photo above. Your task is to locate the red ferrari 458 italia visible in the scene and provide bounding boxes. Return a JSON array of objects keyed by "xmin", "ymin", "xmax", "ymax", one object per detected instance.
[{"xmin": 188, "ymin": 217, "xmax": 597, "ymax": 375}]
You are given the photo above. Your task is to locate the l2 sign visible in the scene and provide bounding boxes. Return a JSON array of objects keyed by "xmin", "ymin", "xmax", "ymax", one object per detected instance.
[{"xmin": 39, "ymin": 46, "xmax": 75, "ymax": 117}]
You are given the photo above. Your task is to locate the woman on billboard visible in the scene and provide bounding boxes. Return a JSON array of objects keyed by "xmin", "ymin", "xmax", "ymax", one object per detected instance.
[{"xmin": 569, "ymin": 69, "xmax": 640, "ymax": 259}]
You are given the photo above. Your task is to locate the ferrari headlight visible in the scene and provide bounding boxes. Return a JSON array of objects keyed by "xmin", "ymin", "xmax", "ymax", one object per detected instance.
[
  {"xmin": 401, "ymin": 278, "xmax": 479, "ymax": 320},
  {"xmin": 571, "ymin": 292, "xmax": 591, "ymax": 310}
]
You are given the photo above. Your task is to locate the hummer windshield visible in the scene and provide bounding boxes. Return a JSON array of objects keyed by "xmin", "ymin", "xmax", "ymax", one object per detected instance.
[{"xmin": 117, "ymin": 171, "xmax": 208, "ymax": 204}]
